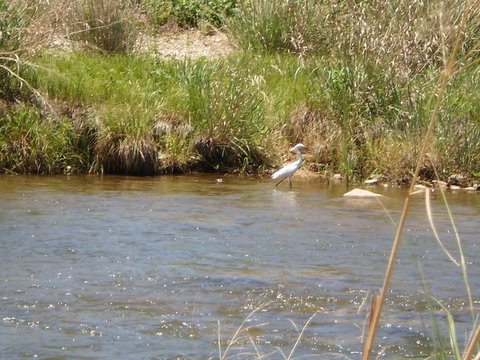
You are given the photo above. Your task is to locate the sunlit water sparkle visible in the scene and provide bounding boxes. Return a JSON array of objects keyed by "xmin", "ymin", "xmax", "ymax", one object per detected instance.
[{"xmin": 0, "ymin": 174, "xmax": 478, "ymax": 359}]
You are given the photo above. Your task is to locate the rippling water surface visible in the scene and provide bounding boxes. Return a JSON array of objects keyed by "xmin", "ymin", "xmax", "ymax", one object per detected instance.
[{"xmin": 1, "ymin": 175, "xmax": 479, "ymax": 359}]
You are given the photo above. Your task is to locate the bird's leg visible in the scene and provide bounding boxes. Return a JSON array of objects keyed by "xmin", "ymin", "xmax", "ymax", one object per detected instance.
[
  {"xmin": 288, "ymin": 177, "xmax": 292, "ymax": 189},
  {"xmin": 275, "ymin": 178, "xmax": 286, "ymax": 187}
]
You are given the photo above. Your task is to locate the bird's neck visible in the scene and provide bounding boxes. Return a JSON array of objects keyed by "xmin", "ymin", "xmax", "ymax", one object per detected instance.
[{"xmin": 294, "ymin": 150, "xmax": 304, "ymax": 164}]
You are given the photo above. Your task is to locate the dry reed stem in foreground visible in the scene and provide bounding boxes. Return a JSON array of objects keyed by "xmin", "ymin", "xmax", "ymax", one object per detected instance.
[
  {"xmin": 281, "ymin": 312, "xmax": 319, "ymax": 360},
  {"xmin": 463, "ymin": 324, "xmax": 480, "ymax": 360},
  {"xmin": 424, "ymin": 188, "xmax": 460, "ymax": 266},
  {"xmin": 218, "ymin": 302, "xmax": 271, "ymax": 360},
  {"xmin": 361, "ymin": 2, "xmax": 472, "ymax": 359}
]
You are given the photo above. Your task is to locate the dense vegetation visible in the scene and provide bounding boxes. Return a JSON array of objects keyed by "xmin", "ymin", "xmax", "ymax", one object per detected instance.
[{"xmin": 0, "ymin": 0, "xmax": 479, "ymax": 184}]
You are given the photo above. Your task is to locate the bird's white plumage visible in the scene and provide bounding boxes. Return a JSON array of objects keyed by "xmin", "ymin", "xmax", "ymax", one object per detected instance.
[
  {"xmin": 271, "ymin": 161, "xmax": 301, "ymax": 180},
  {"xmin": 271, "ymin": 144, "xmax": 305, "ymax": 188}
]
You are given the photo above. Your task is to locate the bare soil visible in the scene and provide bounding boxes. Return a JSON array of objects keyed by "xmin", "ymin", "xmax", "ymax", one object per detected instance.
[{"xmin": 135, "ymin": 28, "xmax": 234, "ymax": 60}]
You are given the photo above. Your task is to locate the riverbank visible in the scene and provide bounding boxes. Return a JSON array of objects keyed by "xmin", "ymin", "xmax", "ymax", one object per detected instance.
[{"xmin": 1, "ymin": 0, "xmax": 479, "ymax": 187}]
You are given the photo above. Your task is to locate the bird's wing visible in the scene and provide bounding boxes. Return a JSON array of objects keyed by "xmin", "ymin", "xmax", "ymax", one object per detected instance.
[{"xmin": 271, "ymin": 162, "xmax": 297, "ymax": 179}]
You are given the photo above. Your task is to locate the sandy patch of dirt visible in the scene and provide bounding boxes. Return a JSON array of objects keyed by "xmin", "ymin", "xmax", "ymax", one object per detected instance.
[
  {"xmin": 32, "ymin": 26, "xmax": 234, "ymax": 61},
  {"xmin": 135, "ymin": 28, "xmax": 234, "ymax": 60}
]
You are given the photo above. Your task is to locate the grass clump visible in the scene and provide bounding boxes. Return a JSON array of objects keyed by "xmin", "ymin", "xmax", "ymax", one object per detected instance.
[
  {"xmin": 66, "ymin": 0, "xmax": 139, "ymax": 53},
  {"xmin": 0, "ymin": 103, "xmax": 88, "ymax": 174},
  {"xmin": 169, "ymin": 59, "xmax": 268, "ymax": 172},
  {"xmin": 434, "ymin": 70, "xmax": 480, "ymax": 178},
  {"xmin": 0, "ymin": 0, "xmax": 36, "ymax": 101},
  {"xmin": 0, "ymin": 0, "xmax": 23, "ymax": 51},
  {"xmin": 93, "ymin": 105, "xmax": 157, "ymax": 175},
  {"xmin": 226, "ymin": 0, "xmax": 330, "ymax": 55}
]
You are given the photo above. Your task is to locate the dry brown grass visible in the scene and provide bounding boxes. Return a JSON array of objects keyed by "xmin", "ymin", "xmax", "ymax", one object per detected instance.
[
  {"xmin": 191, "ymin": 134, "xmax": 266, "ymax": 173},
  {"xmin": 154, "ymin": 112, "xmax": 193, "ymax": 139},
  {"xmin": 94, "ymin": 130, "xmax": 158, "ymax": 175},
  {"xmin": 285, "ymin": 107, "xmax": 341, "ymax": 168},
  {"xmin": 13, "ymin": 0, "xmax": 140, "ymax": 53}
]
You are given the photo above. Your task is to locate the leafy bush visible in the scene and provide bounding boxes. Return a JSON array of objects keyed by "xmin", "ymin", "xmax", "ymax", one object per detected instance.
[
  {"xmin": 143, "ymin": 0, "xmax": 237, "ymax": 28},
  {"xmin": 142, "ymin": 0, "xmax": 174, "ymax": 27}
]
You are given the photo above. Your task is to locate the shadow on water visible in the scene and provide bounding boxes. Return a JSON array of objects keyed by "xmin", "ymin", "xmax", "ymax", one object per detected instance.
[{"xmin": 0, "ymin": 174, "xmax": 478, "ymax": 359}]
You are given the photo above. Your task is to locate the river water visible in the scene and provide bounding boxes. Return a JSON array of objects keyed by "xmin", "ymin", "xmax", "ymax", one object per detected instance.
[{"xmin": 0, "ymin": 175, "xmax": 478, "ymax": 359}]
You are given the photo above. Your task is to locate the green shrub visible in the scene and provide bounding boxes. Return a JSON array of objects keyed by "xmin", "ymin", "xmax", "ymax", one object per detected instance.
[
  {"xmin": 143, "ymin": 0, "xmax": 237, "ymax": 29},
  {"xmin": 142, "ymin": 0, "xmax": 174, "ymax": 27}
]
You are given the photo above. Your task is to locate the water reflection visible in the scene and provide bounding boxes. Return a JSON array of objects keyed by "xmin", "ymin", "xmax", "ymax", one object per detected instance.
[{"xmin": 0, "ymin": 175, "xmax": 478, "ymax": 359}]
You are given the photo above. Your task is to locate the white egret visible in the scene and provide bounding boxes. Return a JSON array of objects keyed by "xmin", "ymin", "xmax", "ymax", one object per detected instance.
[{"xmin": 271, "ymin": 143, "xmax": 305, "ymax": 188}]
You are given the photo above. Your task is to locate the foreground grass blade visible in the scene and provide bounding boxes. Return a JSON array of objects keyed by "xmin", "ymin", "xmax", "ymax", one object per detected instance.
[{"xmin": 425, "ymin": 187, "xmax": 460, "ymax": 266}]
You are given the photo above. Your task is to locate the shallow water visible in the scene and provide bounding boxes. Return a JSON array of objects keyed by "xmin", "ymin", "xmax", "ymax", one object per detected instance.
[{"xmin": 0, "ymin": 174, "xmax": 478, "ymax": 359}]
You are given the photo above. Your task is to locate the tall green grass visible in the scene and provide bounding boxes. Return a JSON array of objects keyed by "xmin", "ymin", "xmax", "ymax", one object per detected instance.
[
  {"xmin": 2, "ymin": 0, "xmax": 480, "ymax": 183},
  {"xmin": 28, "ymin": 52, "xmax": 273, "ymax": 174},
  {"xmin": 10, "ymin": 48, "xmax": 480, "ymax": 180},
  {"xmin": 227, "ymin": 0, "xmax": 479, "ymax": 75},
  {"xmin": 167, "ymin": 58, "xmax": 268, "ymax": 171},
  {"xmin": 435, "ymin": 70, "xmax": 480, "ymax": 177},
  {"xmin": 0, "ymin": 103, "xmax": 88, "ymax": 173},
  {"xmin": 226, "ymin": 0, "xmax": 331, "ymax": 55}
]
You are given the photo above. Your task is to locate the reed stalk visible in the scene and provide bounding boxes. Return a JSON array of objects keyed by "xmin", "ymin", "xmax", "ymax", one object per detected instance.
[
  {"xmin": 361, "ymin": 2, "xmax": 473, "ymax": 358},
  {"xmin": 218, "ymin": 302, "xmax": 271, "ymax": 360},
  {"xmin": 283, "ymin": 311, "xmax": 318, "ymax": 360},
  {"xmin": 463, "ymin": 325, "xmax": 480, "ymax": 360}
]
